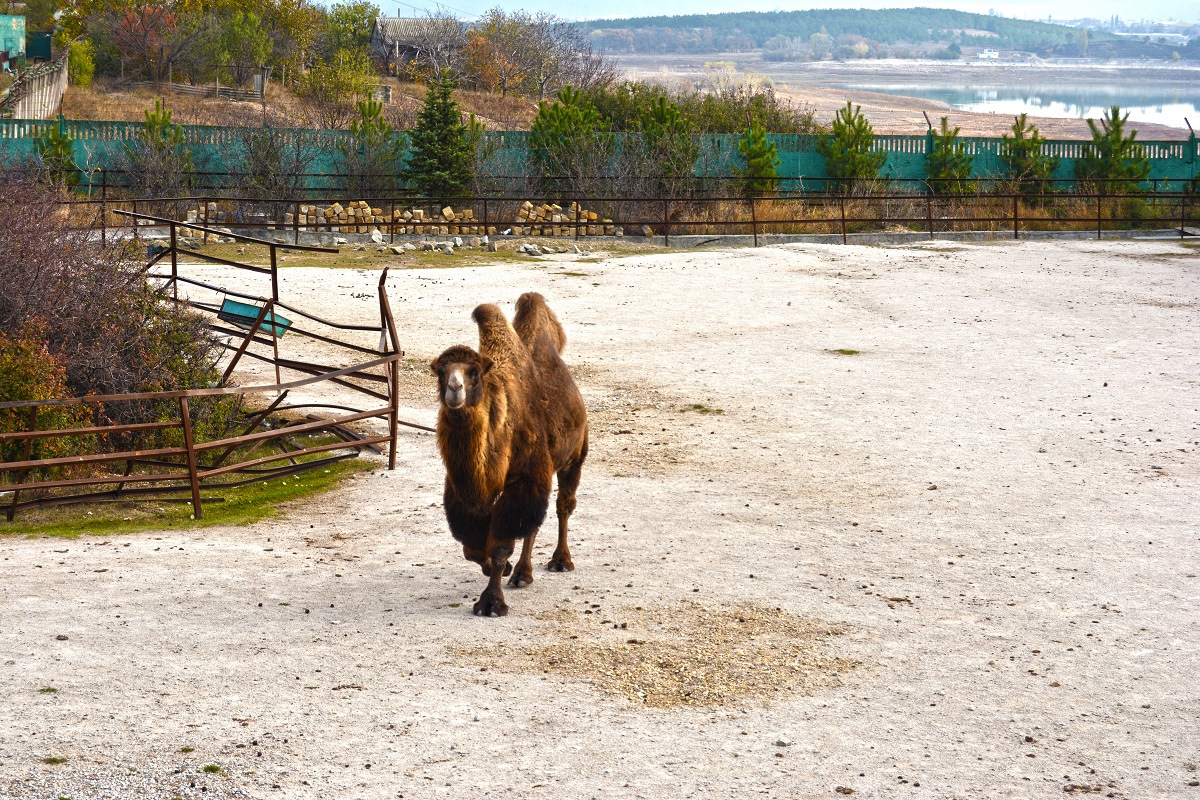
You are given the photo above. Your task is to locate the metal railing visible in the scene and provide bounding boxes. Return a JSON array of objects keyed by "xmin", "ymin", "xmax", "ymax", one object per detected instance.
[{"xmin": 0, "ymin": 214, "xmax": 430, "ymax": 522}]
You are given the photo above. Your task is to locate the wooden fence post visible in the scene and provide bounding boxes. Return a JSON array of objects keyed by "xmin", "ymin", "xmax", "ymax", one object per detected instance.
[{"xmin": 178, "ymin": 396, "xmax": 203, "ymax": 520}]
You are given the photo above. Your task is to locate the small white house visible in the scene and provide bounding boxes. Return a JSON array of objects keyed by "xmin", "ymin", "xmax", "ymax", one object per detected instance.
[{"xmin": 977, "ymin": 48, "xmax": 1000, "ymax": 59}]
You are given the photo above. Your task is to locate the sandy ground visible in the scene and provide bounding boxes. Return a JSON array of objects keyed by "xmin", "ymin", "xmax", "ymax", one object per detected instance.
[
  {"xmin": 615, "ymin": 54, "xmax": 1199, "ymax": 139},
  {"xmin": 2, "ymin": 237, "xmax": 1200, "ymax": 798}
]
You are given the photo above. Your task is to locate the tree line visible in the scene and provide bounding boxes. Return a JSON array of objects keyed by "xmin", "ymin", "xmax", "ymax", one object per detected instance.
[{"xmin": 580, "ymin": 8, "xmax": 1113, "ymax": 55}]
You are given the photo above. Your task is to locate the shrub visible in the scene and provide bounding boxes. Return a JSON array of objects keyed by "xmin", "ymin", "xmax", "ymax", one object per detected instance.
[
  {"xmin": 402, "ymin": 73, "xmax": 472, "ymax": 199},
  {"xmin": 734, "ymin": 121, "xmax": 780, "ymax": 196},
  {"xmin": 531, "ymin": 86, "xmax": 616, "ymax": 199},
  {"xmin": 67, "ymin": 39, "xmax": 95, "ymax": 88},
  {"xmin": 0, "ymin": 176, "xmax": 223, "ymax": 434},
  {"xmin": 119, "ymin": 99, "xmax": 194, "ymax": 201},
  {"xmin": 33, "ymin": 125, "xmax": 79, "ymax": 188},
  {"xmin": 0, "ymin": 324, "xmax": 92, "ymax": 464},
  {"xmin": 1074, "ymin": 105, "xmax": 1149, "ymax": 194},
  {"xmin": 295, "ymin": 50, "xmax": 375, "ymax": 130},
  {"xmin": 817, "ymin": 101, "xmax": 887, "ymax": 193},
  {"xmin": 624, "ymin": 95, "xmax": 698, "ymax": 197},
  {"xmin": 1001, "ymin": 113, "xmax": 1058, "ymax": 197},
  {"xmin": 926, "ymin": 117, "xmax": 974, "ymax": 195},
  {"xmin": 338, "ymin": 98, "xmax": 406, "ymax": 197}
]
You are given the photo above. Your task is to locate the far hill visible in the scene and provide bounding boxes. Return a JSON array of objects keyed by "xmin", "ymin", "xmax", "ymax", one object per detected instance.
[{"xmin": 578, "ymin": 7, "xmax": 1112, "ymax": 54}]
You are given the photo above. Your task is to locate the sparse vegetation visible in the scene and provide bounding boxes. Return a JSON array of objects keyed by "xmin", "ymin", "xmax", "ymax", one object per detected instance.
[{"xmin": 817, "ymin": 102, "xmax": 887, "ymax": 193}]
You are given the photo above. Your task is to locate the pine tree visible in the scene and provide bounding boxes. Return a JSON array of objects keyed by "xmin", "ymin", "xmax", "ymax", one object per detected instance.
[
  {"xmin": 338, "ymin": 98, "xmax": 405, "ymax": 195},
  {"xmin": 926, "ymin": 117, "xmax": 974, "ymax": 195},
  {"xmin": 1074, "ymin": 105, "xmax": 1149, "ymax": 194},
  {"xmin": 402, "ymin": 72, "xmax": 474, "ymax": 198},
  {"xmin": 1001, "ymin": 113, "xmax": 1058, "ymax": 196},
  {"xmin": 33, "ymin": 123, "xmax": 79, "ymax": 187},
  {"xmin": 734, "ymin": 121, "xmax": 780, "ymax": 196},
  {"xmin": 817, "ymin": 101, "xmax": 887, "ymax": 192}
]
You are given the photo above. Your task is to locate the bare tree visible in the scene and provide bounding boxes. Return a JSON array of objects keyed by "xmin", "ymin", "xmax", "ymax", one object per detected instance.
[
  {"xmin": 407, "ymin": 11, "xmax": 467, "ymax": 77},
  {"xmin": 521, "ymin": 13, "xmax": 613, "ymax": 102}
]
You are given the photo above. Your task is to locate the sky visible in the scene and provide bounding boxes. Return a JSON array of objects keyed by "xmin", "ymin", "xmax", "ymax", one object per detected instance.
[{"xmin": 388, "ymin": 0, "xmax": 1200, "ymax": 24}]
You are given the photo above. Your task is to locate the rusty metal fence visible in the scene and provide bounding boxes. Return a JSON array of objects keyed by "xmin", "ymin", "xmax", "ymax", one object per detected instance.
[
  {"xmin": 0, "ymin": 213, "xmax": 431, "ymax": 522},
  {"xmin": 42, "ymin": 185, "xmax": 1200, "ymax": 247}
]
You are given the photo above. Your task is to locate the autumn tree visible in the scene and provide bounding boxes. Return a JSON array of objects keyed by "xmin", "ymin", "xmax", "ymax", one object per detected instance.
[{"xmin": 465, "ymin": 8, "xmax": 528, "ymax": 96}]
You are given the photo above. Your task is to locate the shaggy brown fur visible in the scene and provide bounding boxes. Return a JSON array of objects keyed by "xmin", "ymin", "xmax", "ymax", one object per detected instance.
[{"xmin": 431, "ymin": 293, "xmax": 588, "ymax": 617}]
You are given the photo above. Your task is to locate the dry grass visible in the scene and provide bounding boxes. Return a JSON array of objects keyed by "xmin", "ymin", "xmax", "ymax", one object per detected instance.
[
  {"xmin": 62, "ymin": 79, "xmax": 540, "ymax": 132},
  {"xmin": 453, "ymin": 601, "xmax": 856, "ymax": 708}
]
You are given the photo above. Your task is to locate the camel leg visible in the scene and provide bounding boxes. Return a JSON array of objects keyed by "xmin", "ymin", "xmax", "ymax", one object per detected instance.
[
  {"xmin": 473, "ymin": 535, "xmax": 514, "ymax": 617},
  {"xmin": 509, "ymin": 532, "xmax": 536, "ymax": 588},
  {"xmin": 548, "ymin": 456, "xmax": 584, "ymax": 573},
  {"xmin": 475, "ymin": 454, "xmax": 552, "ymax": 616}
]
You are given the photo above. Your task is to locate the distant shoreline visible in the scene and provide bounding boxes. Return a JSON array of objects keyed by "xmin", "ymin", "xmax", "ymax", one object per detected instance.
[{"xmin": 615, "ymin": 54, "xmax": 1200, "ymax": 139}]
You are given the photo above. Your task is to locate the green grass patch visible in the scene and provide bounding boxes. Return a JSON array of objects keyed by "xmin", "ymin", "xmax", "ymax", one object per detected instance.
[
  {"xmin": 555, "ymin": 270, "xmax": 589, "ymax": 277},
  {"xmin": 1, "ymin": 459, "xmax": 372, "ymax": 539},
  {"xmin": 38, "ymin": 687, "xmax": 58, "ymax": 693},
  {"xmin": 200, "ymin": 764, "xmax": 221, "ymax": 774},
  {"xmin": 180, "ymin": 746, "xmax": 194, "ymax": 753},
  {"xmin": 682, "ymin": 403, "xmax": 725, "ymax": 415},
  {"xmin": 42, "ymin": 757, "xmax": 67, "ymax": 765},
  {"xmin": 830, "ymin": 348, "xmax": 861, "ymax": 356}
]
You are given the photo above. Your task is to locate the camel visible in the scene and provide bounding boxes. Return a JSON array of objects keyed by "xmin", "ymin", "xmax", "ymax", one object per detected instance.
[{"xmin": 431, "ymin": 293, "xmax": 588, "ymax": 617}]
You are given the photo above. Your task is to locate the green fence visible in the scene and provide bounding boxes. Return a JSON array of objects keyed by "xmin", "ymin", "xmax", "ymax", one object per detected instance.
[{"xmin": 1, "ymin": 117, "xmax": 1197, "ymax": 191}]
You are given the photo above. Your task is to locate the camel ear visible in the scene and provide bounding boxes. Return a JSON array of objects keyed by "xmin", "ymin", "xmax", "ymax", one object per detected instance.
[
  {"xmin": 429, "ymin": 358, "xmax": 440, "ymax": 375},
  {"xmin": 479, "ymin": 356, "xmax": 494, "ymax": 376}
]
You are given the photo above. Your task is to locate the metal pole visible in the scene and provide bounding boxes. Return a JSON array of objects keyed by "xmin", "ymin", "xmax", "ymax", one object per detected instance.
[
  {"xmin": 840, "ymin": 195, "xmax": 847, "ymax": 245},
  {"xmin": 927, "ymin": 191, "xmax": 934, "ymax": 241},
  {"xmin": 170, "ymin": 221, "xmax": 178, "ymax": 301},
  {"xmin": 294, "ymin": 199, "xmax": 300, "ymax": 246},
  {"xmin": 179, "ymin": 396, "xmax": 203, "ymax": 520},
  {"xmin": 750, "ymin": 196, "xmax": 758, "ymax": 247},
  {"xmin": 1013, "ymin": 193, "xmax": 1019, "ymax": 240},
  {"xmin": 269, "ymin": 244, "xmax": 279, "ymax": 302},
  {"xmin": 662, "ymin": 199, "xmax": 668, "ymax": 247},
  {"xmin": 482, "ymin": 197, "xmax": 488, "ymax": 237},
  {"xmin": 1097, "ymin": 192, "xmax": 1102, "ymax": 240},
  {"xmin": 100, "ymin": 169, "xmax": 107, "ymax": 247}
]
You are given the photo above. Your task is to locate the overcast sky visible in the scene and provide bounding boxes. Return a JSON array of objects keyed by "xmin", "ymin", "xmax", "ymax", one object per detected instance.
[{"xmin": 390, "ymin": 0, "xmax": 1199, "ymax": 24}]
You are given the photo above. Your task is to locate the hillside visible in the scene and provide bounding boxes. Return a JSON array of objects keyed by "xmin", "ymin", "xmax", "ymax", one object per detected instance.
[{"xmin": 579, "ymin": 7, "xmax": 1112, "ymax": 54}]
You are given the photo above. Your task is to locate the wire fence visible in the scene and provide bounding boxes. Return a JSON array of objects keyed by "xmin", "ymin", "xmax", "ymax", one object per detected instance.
[{"xmin": 45, "ymin": 179, "xmax": 1200, "ymax": 247}]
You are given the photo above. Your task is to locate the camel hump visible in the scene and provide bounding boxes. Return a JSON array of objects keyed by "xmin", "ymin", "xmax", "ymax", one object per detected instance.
[
  {"xmin": 472, "ymin": 303, "xmax": 524, "ymax": 365},
  {"xmin": 514, "ymin": 292, "xmax": 567, "ymax": 354}
]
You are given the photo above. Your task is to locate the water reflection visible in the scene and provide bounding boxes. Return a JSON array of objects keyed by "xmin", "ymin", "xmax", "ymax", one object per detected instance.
[{"xmin": 854, "ymin": 84, "xmax": 1199, "ymax": 129}]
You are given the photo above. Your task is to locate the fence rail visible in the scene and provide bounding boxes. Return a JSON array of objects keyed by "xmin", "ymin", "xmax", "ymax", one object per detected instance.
[
  {"xmin": 44, "ymin": 186, "xmax": 1200, "ymax": 248},
  {"xmin": 0, "ymin": 213, "xmax": 428, "ymax": 522}
]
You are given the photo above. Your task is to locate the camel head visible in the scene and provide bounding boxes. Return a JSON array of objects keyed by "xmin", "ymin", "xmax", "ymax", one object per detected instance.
[{"xmin": 431, "ymin": 345, "xmax": 493, "ymax": 410}]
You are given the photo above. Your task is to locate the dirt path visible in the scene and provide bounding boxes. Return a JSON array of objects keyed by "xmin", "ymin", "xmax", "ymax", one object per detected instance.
[{"xmin": 3, "ymin": 238, "xmax": 1199, "ymax": 798}]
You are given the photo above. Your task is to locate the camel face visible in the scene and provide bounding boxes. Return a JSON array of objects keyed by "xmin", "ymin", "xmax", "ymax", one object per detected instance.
[{"xmin": 431, "ymin": 346, "xmax": 491, "ymax": 410}]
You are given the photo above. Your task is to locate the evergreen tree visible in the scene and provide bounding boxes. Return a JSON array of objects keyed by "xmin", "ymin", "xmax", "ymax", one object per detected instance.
[
  {"xmin": 817, "ymin": 101, "xmax": 887, "ymax": 192},
  {"xmin": 635, "ymin": 95, "xmax": 698, "ymax": 194},
  {"xmin": 926, "ymin": 117, "xmax": 974, "ymax": 195},
  {"xmin": 1001, "ymin": 113, "xmax": 1058, "ymax": 196},
  {"xmin": 337, "ymin": 98, "xmax": 405, "ymax": 196},
  {"xmin": 734, "ymin": 121, "xmax": 780, "ymax": 196},
  {"xmin": 402, "ymin": 72, "xmax": 474, "ymax": 198},
  {"xmin": 530, "ymin": 86, "xmax": 615, "ymax": 198},
  {"xmin": 1074, "ymin": 105, "xmax": 1149, "ymax": 194},
  {"xmin": 33, "ymin": 124, "xmax": 80, "ymax": 188}
]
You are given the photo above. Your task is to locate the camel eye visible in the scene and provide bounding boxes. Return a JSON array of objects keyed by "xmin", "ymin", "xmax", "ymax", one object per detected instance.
[{"xmin": 467, "ymin": 367, "xmax": 479, "ymax": 380}]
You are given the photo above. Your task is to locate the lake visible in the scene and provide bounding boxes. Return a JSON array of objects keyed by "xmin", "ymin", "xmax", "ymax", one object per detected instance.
[{"xmin": 853, "ymin": 84, "xmax": 1200, "ymax": 130}]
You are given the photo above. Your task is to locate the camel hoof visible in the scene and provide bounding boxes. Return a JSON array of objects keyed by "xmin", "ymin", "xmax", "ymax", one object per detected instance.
[
  {"xmin": 546, "ymin": 556, "xmax": 574, "ymax": 572},
  {"xmin": 508, "ymin": 568, "xmax": 534, "ymax": 588},
  {"xmin": 472, "ymin": 592, "xmax": 508, "ymax": 617}
]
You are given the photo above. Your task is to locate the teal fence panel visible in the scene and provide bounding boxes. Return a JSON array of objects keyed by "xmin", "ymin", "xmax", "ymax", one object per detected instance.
[{"xmin": 1, "ymin": 118, "xmax": 1196, "ymax": 191}]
